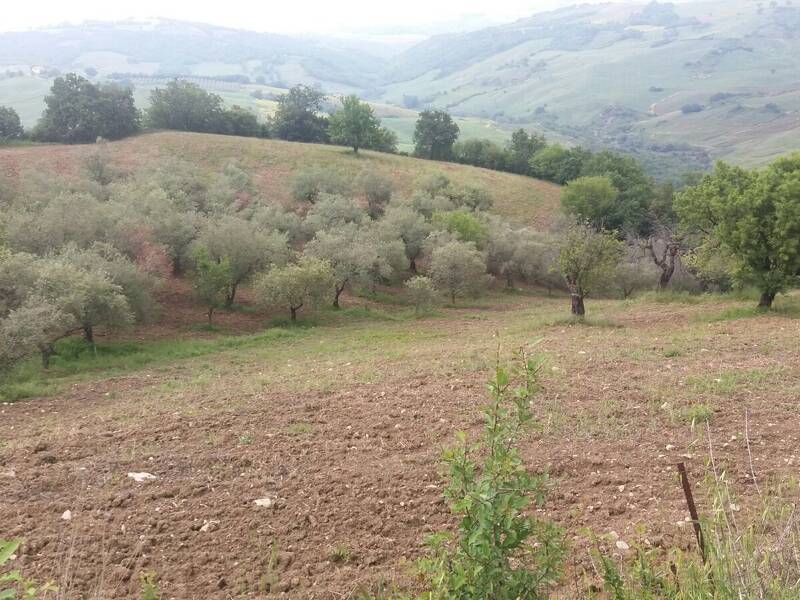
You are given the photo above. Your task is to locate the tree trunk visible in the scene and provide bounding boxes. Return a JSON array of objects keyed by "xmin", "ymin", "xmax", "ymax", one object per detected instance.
[
  {"xmin": 207, "ymin": 307, "xmax": 214, "ymax": 327},
  {"xmin": 225, "ymin": 284, "xmax": 238, "ymax": 308},
  {"xmin": 290, "ymin": 306, "xmax": 298, "ymax": 322},
  {"xmin": 333, "ymin": 286, "xmax": 344, "ymax": 309},
  {"xmin": 505, "ymin": 271, "xmax": 514, "ymax": 289},
  {"xmin": 570, "ymin": 293, "xmax": 585, "ymax": 316},
  {"xmin": 83, "ymin": 325, "xmax": 94, "ymax": 344},
  {"xmin": 409, "ymin": 257, "xmax": 417, "ymax": 274},
  {"xmin": 451, "ymin": 290, "xmax": 456, "ymax": 305},
  {"xmin": 758, "ymin": 291, "xmax": 775, "ymax": 309},
  {"xmin": 172, "ymin": 255, "xmax": 182, "ymax": 277},
  {"xmin": 40, "ymin": 345, "xmax": 54, "ymax": 369}
]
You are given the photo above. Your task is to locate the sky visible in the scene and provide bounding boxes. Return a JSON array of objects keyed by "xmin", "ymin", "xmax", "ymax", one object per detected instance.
[{"xmin": 3, "ymin": 0, "xmax": 626, "ymax": 34}]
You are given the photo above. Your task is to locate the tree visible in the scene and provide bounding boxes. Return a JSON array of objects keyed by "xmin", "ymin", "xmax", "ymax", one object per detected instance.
[
  {"xmin": 197, "ymin": 217, "xmax": 289, "ymax": 307},
  {"xmin": 452, "ymin": 138, "xmax": 508, "ymax": 171},
  {"xmin": 378, "ymin": 205, "xmax": 431, "ymax": 273},
  {"xmin": 328, "ymin": 95, "xmax": 381, "ymax": 153},
  {"xmin": 558, "ymin": 223, "xmax": 624, "ymax": 316},
  {"xmin": 579, "ymin": 150, "xmax": 654, "ymax": 235},
  {"xmin": 429, "ymin": 240, "xmax": 488, "ymax": 304},
  {"xmin": 302, "ymin": 194, "xmax": 366, "ymax": 236},
  {"xmin": 561, "ymin": 176, "xmax": 620, "ymax": 231},
  {"xmin": 271, "ymin": 85, "xmax": 329, "ymax": 143},
  {"xmin": 507, "ymin": 128, "xmax": 546, "ymax": 174},
  {"xmin": 529, "ymin": 144, "xmax": 589, "ymax": 184},
  {"xmin": 413, "ymin": 110, "xmax": 460, "ymax": 160},
  {"xmin": 34, "ymin": 74, "xmax": 139, "ymax": 143},
  {"xmin": 675, "ymin": 156, "xmax": 800, "ymax": 308},
  {"xmin": 405, "ymin": 276, "xmax": 437, "ymax": 314},
  {"xmin": 222, "ymin": 105, "xmax": 262, "ymax": 137},
  {"xmin": 432, "ymin": 210, "xmax": 488, "ymax": 246},
  {"xmin": 290, "ymin": 167, "xmax": 351, "ymax": 203},
  {"xmin": 146, "ymin": 80, "xmax": 225, "ymax": 133},
  {"xmin": 0, "ymin": 106, "xmax": 24, "ymax": 140},
  {"xmin": 484, "ymin": 216, "xmax": 521, "ymax": 288},
  {"xmin": 359, "ymin": 170, "xmax": 393, "ymax": 218},
  {"xmin": 304, "ymin": 225, "xmax": 364, "ymax": 308},
  {"xmin": 254, "ymin": 256, "xmax": 334, "ymax": 321},
  {"xmin": 190, "ymin": 246, "xmax": 231, "ymax": 327}
]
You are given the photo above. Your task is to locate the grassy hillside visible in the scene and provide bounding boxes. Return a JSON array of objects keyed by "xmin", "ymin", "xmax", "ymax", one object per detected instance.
[
  {"xmin": 380, "ymin": 0, "xmax": 800, "ymax": 175},
  {"xmin": 0, "ymin": 131, "xmax": 562, "ymax": 227}
]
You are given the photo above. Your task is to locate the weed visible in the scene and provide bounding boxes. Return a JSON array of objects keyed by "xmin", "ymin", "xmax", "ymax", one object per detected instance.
[
  {"xmin": 285, "ymin": 423, "xmax": 312, "ymax": 435},
  {"xmin": 138, "ymin": 571, "xmax": 160, "ymax": 600},
  {"xmin": 663, "ymin": 348, "xmax": 681, "ymax": 358},
  {"xmin": 329, "ymin": 544, "xmax": 352, "ymax": 563},
  {"xmin": 680, "ymin": 403, "xmax": 714, "ymax": 426},
  {"xmin": 1, "ymin": 539, "xmax": 57, "ymax": 598}
]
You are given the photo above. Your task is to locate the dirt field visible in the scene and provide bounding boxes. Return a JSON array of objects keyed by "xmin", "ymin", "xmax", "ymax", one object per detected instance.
[{"xmin": 2, "ymin": 285, "xmax": 799, "ymax": 598}]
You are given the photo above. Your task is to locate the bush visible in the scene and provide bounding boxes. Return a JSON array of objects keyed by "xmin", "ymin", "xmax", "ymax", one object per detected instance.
[
  {"xmin": 254, "ymin": 256, "xmax": 335, "ymax": 322},
  {"xmin": 290, "ymin": 166, "xmax": 351, "ymax": 203},
  {"xmin": 418, "ymin": 350, "xmax": 565, "ymax": 598},
  {"xmin": 404, "ymin": 276, "xmax": 437, "ymax": 314}
]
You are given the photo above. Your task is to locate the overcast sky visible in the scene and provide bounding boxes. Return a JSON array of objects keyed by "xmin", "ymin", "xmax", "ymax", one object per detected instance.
[{"xmin": 3, "ymin": 0, "xmax": 635, "ymax": 34}]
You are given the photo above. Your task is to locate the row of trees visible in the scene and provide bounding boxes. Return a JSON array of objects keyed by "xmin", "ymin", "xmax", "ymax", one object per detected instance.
[{"xmin": 0, "ymin": 75, "xmax": 399, "ymax": 152}]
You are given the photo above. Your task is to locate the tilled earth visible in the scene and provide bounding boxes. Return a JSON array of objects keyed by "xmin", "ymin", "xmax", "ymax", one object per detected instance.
[{"xmin": 2, "ymin": 298, "xmax": 799, "ymax": 598}]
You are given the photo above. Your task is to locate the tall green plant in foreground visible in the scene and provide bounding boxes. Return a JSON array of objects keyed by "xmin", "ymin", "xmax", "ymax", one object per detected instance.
[{"xmin": 419, "ymin": 350, "xmax": 565, "ymax": 599}]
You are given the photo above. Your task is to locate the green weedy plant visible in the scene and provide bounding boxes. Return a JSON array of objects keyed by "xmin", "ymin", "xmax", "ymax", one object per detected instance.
[
  {"xmin": 0, "ymin": 539, "xmax": 57, "ymax": 599},
  {"xmin": 595, "ymin": 470, "xmax": 800, "ymax": 599},
  {"xmin": 418, "ymin": 349, "xmax": 565, "ymax": 599}
]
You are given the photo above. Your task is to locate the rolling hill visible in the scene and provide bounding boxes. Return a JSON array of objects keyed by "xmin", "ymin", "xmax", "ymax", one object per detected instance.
[
  {"xmin": 0, "ymin": 131, "xmax": 562, "ymax": 227},
  {"xmin": 2, "ymin": 1, "xmax": 799, "ymax": 177},
  {"xmin": 379, "ymin": 0, "xmax": 800, "ymax": 174}
]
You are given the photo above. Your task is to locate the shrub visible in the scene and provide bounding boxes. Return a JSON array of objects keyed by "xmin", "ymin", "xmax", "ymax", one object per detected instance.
[
  {"xmin": 254, "ymin": 256, "xmax": 334, "ymax": 321},
  {"xmin": 431, "ymin": 210, "xmax": 488, "ymax": 246},
  {"xmin": 418, "ymin": 350, "xmax": 565, "ymax": 598},
  {"xmin": 190, "ymin": 246, "xmax": 231, "ymax": 327},
  {"xmin": 404, "ymin": 276, "xmax": 437, "ymax": 313},
  {"xmin": 290, "ymin": 167, "xmax": 351, "ymax": 203},
  {"xmin": 429, "ymin": 240, "xmax": 488, "ymax": 304}
]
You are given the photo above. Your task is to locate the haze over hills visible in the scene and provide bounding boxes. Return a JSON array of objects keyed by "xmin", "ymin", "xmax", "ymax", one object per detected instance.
[{"xmin": 1, "ymin": 0, "xmax": 799, "ymax": 177}]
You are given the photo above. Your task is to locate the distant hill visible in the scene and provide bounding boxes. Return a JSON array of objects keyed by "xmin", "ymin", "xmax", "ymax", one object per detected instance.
[
  {"xmin": 0, "ymin": 131, "xmax": 562, "ymax": 228},
  {"xmin": 0, "ymin": 19, "xmax": 385, "ymax": 92},
  {"xmin": 1, "ymin": 1, "xmax": 799, "ymax": 178},
  {"xmin": 379, "ymin": 0, "xmax": 800, "ymax": 176}
]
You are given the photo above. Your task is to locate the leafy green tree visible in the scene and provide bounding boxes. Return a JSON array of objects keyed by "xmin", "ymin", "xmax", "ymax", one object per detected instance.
[
  {"xmin": 222, "ymin": 105, "xmax": 262, "ymax": 137},
  {"xmin": 507, "ymin": 128, "xmax": 546, "ymax": 174},
  {"xmin": 529, "ymin": 144, "xmax": 589, "ymax": 184},
  {"xmin": 271, "ymin": 84, "xmax": 329, "ymax": 143},
  {"xmin": 328, "ymin": 95, "xmax": 381, "ymax": 153},
  {"xmin": 432, "ymin": 210, "xmax": 488, "ymax": 246},
  {"xmin": 580, "ymin": 150, "xmax": 654, "ymax": 235},
  {"xmin": 190, "ymin": 246, "xmax": 231, "ymax": 327},
  {"xmin": 561, "ymin": 176, "xmax": 620, "ymax": 231},
  {"xmin": 413, "ymin": 110, "xmax": 460, "ymax": 160},
  {"xmin": 429, "ymin": 240, "xmax": 488, "ymax": 304},
  {"xmin": 452, "ymin": 138, "xmax": 508, "ymax": 171},
  {"xmin": 558, "ymin": 223, "xmax": 624, "ymax": 316},
  {"xmin": 146, "ymin": 80, "xmax": 225, "ymax": 133},
  {"xmin": 303, "ymin": 225, "xmax": 364, "ymax": 308},
  {"xmin": 419, "ymin": 351, "xmax": 565, "ymax": 599},
  {"xmin": 197, "ymin": 216, "xmax": 289, "ymax": 306},
  {"xmin": 0, "ymin": 106, "xmax": 24, "ymax": 140},
  {"xmin": 254, "ymin": 256, "xmax": 334, "ymax": 321},
  {"xmin": 366, "ymin": 125, "xmax": 399, "ymax": 154},
  {"xmin": 34, "ymin": 74, "xmax": 139, "ymax": 143},
  {"xmin": 675, "ymin": 156, "xmax": 800, "ymax": 308},
  {"xmin": 378, "ymin": 205, "xmax": 431, "ymax": 272}
]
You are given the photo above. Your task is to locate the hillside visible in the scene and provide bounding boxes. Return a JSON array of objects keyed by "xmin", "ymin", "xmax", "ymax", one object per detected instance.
[
  {"xmin": 0, "ymin": 131, "xmax": 562, "ymax": 227},
  {"xmin": 380, "ymin": 0, "xmax": 800, "ymax": 175}
]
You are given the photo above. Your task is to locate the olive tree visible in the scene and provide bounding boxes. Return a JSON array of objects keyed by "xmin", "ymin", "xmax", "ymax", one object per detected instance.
[
  {"xmin": 405, "ymin": 276, "xmax": 438, "ymax": 314},
  {"xmin": 254, "ymin": 256, "xmax": 334, "ymax": 321},
  {"xmin": 190, "ymin": 246, "xmax": 231, "ymax": 327},
  {"xmin": 378, "ymin": 205, "xmax": 431, "ymax": 273},
  {"xmin": 290, "ymin": 167, "xmax": 351, "ymax": 203},
  {"xmin": 304, "ymin": 225, "xmax": 366, "ymax": 308},
  {"xmin": 359, "ymin": 170, "xmax": 393, "ymax": 218},
  {"xmin": 302, "ymin": 194, "xmax": 366, "ymax": 236},
  {"xmin": 558, "ymin": 223, "xmax": 624, "ymax": 316},
  {"xmin": 429, "ymin": 240, "xmax": 488, "ymax": 304},
  {"xmin": 197, "ymin": 216, "xmax": 289, "ymax": 306}
]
